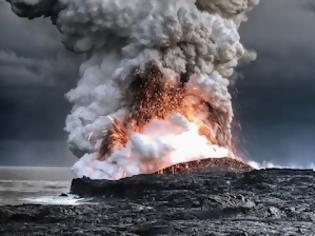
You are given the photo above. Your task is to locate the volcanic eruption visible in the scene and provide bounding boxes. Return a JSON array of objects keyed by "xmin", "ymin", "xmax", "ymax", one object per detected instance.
[{"xmin": 7, "ymin": 0, "xmax": 259, "ymax": 179}]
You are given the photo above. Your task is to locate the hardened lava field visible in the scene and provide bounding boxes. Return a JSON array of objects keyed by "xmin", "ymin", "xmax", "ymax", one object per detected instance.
[{"xmin": 1, "ymin": 165, "xmax": 314, "ymax": 235}]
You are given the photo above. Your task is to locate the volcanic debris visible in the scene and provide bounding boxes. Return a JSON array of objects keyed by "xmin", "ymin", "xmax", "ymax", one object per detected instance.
[{"xmin": 0, "ymin": 161, "xmax": 314, "ymax": 235}]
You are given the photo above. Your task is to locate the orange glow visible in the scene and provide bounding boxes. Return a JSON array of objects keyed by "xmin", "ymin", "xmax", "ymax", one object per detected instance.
[{"xmin": 95, "ymin": 64, "xmax": 233, "ymax": 175}]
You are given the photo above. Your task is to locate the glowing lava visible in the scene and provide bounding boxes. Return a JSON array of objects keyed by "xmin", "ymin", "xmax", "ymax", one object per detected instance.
[
  {"xmin": 72, "ymin": 113, "xmax": 229, "ymax": 180},
  {"xmin": 6, "ymin": 0, "xmax": 260, "ymax": 180},
  {"xmin": 71, "ymin": 64, "xmax": 231, "ymax": 180}
]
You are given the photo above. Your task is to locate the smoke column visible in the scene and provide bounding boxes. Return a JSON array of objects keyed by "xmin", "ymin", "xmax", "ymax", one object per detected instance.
[{"xmin": 7, "ymin": 0, "xmax": 259, "ymax": 179}]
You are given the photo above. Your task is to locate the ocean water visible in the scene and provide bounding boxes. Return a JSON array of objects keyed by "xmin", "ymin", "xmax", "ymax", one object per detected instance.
[{"xmin": 0, "ymin": 167, "xmax": 90, "ymax": 205}]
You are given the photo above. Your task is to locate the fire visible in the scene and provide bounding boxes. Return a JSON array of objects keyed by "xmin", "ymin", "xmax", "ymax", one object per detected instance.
[
  {"xmin": 97, "ymin": 64, "xmax": 231, "ymax": 162},
  {"xmin": 161, "ymin": 121, "xmax": 227, "ymax": 163},
  {"xmin": 70, "ymin": 63, "xmax": 233, "ymax": 180},
  {"xmin": 99, "ymin": 119, "xmax": 129, "ymax": 160},
  {"xmin": 6, "ymin": 0, "xmax": 260, "ymax": 180},
  {"xmin": 72, "ymin": 112, "xmax": 230, "ymax": 180}
]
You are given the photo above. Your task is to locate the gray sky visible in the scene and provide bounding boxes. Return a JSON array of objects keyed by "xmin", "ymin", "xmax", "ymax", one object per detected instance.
[
  {"xmin": 0, "ymin": 0, "xmax": 314, "ymax": 167},
  {"xmin": 238, "ymin": 0, "xmax": 315, "ymax": 167}
]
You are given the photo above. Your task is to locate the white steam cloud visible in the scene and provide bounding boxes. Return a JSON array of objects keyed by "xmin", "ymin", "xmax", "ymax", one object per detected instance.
[{"xmin": 8, "ymin": 0, "xmax": 259, "ymax": 179}]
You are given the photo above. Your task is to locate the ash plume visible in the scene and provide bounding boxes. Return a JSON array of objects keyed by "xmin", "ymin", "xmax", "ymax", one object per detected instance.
[{"xmin": 7, "ymin": 0, "xmax": 259, "ymax": 179}]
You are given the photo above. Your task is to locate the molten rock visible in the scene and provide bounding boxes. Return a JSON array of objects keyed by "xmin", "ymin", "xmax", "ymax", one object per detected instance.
[{"xmin": 161, "ymin": 157, "xmax": 254, "ymax": 174}]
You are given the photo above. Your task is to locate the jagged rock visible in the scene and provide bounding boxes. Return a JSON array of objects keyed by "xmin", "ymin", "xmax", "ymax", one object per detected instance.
[
  {"xmin": 0, "ymin": 168, "xmax": 314, "ymax": 235},
  {"xmin": 161, "ymin": 157, "xmax": 254, "ymax": 174},
  {"xmin": 70, "ymin": 157, "xmax": 253, "ymax": 198},
  {"xmin": 268, "ymin": 206, "xmax": 281, "ymax": 218}
]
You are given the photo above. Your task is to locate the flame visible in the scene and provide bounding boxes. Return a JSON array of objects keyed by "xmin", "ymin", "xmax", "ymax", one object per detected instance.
[
  {"xmin": 72, "ymin": 64, "xmax": 233, "ymax": 180},
  {"xmin": 72, "ymin": 113, "xmax": 229, "ymax": 180},
  {"xmin": 161, "ymin": 120, "xmax": 228, "ymax": 164},
  {"xmin": 98, "ymin": 64, "xmax": 231, "ymax": 159}
]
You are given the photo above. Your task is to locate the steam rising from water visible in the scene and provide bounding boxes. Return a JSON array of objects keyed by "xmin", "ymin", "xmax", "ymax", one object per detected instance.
[
  {"xmin": 73, "ymin": 113, "xmax": 229, "ymax": 179},
  {"xmin": 8, "ymin": 0, "xmax": 259, "ymax": 179}
]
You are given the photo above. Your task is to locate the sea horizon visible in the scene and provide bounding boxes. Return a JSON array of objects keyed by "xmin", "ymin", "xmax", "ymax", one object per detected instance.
[{"xmin": 0, "ymin": 166, "xmax": 74, "ymax": 181}]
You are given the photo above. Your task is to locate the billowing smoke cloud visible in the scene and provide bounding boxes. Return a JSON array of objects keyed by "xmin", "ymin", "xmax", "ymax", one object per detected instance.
[{"xmin": 8, "ymin": 0, "xmax": 259, "ymax": 179}]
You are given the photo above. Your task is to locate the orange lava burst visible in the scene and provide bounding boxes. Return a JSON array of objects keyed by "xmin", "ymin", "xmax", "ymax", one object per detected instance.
[
  {"xmin": 98, "ymin": 63, "xmax": 233, "ymax": 170},
  {"xmin": 99, "ymin": 119, "xmax": 128, "ymax": 160},
  {"xmin": 158, "ymin": 157, "xmax": 254, "ymax": 175}
]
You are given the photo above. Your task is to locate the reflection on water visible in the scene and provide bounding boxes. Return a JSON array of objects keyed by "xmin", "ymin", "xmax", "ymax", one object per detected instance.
[
  {"xmin": 22, "ymin": 195, "xmax": 96, "ymax": 205},
  {"xmin": 0, "ymin": 180, "xmax": 70, "ymax": 205},
  {"xmin": 0, "ymin": 167, "xmax": 92, "ymax": 205}
]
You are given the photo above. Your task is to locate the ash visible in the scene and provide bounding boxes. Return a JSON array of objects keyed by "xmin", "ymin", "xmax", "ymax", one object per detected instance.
[{"xmin": 0, "ymin": 166, "xmax": 314, "ymax": 235}]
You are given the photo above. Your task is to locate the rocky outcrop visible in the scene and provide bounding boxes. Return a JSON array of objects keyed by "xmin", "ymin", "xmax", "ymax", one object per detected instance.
[
  {"xmin": 161, "ymin": 157, "xmax": 254, "ymax": 174},
  {"xmin": 0, "ymin": 168, "xmax": 314, "ymax": 235}
]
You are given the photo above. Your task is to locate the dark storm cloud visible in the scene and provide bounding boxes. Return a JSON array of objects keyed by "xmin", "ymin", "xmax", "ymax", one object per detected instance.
[
  {"xmin": 0, "ymin": 0, "xmax": 314, "ymax": 167},
  {"xmin": 238, "ymin": 0, "xmax": 315, "ymax": 120},
  {"xmin": 0, "ymin": 2, "xmax": 58, "ymax": 57},
  {"xmin": 240, "ymin": 0, "xmax": 315, "ymax": 84},
  {"xmin": 236, "ymin": 0, "xmax": 315, "ymax": 167},
  {"xmin": 0, "ymin": 49, "xmax": 81, "ymax": 87},
  {"xmin": 0, "ymin": 3, "xmax": 81, "ymax": 87},
  {"xmin": 0, "ymin": 2, "xmax": 80, "ymax": 166}
]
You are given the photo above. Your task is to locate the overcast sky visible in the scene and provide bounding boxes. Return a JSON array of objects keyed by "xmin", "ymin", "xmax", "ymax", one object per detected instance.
[{"xmin": 0, "ymin": 0, "xmax": 314, "ymax": 167}]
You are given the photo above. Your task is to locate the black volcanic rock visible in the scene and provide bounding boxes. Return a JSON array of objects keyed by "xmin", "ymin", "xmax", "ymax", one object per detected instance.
[
  {"xmin": 70, "ymin": 157, "xmax": 253, "ymax": 198},
  {"xmin": 0, "ymin": 168, "xmax": 314, "ymax": 235}
]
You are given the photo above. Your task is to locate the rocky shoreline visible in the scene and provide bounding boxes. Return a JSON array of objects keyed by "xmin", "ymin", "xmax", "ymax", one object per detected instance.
[{"xmin": 0, "ymin": 168, "xmax": 314, "ymax": 235}]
